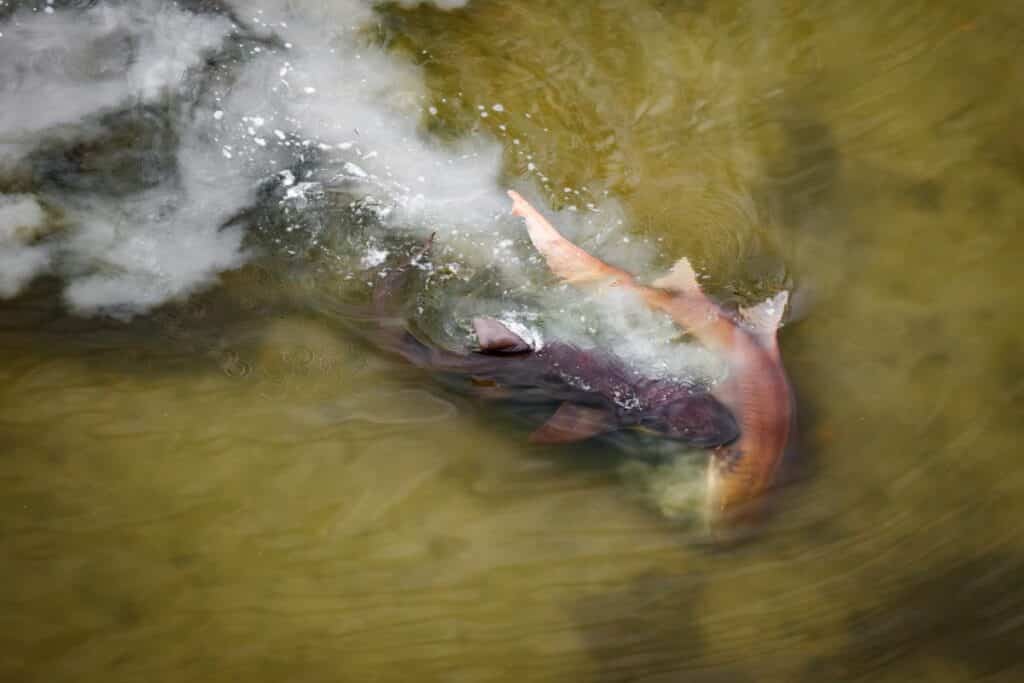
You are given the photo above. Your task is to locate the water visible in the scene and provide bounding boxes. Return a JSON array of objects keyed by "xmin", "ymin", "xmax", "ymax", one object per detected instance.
[{"xmin": 2, "ymin": 1, "xmax": 1023, "ymax": 681}]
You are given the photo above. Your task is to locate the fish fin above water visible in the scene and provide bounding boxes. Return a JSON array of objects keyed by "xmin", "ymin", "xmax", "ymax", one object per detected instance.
[
  {"xmin": 738, "ymin": 291, "xmax": 789, "ymax": 348},
  {"xmin": 506, "ymin": 192, "xmax": 730, "ymax": 347},
  {"xmin": 652, "ymin": 257, "xmax": 702, "ymax": 296},
  {"xmin": 528, "ymin": 402, "xmax": 615, "ymax": 444},
  {"xmin": 472, "ymin": 317, "xmax": 533, "ymax": 354},
  {"xmin": 508, "ymin": 190, "xmax": 633, "ymax": 286},
  {"xmin": 648, "ymin": 257, "xmax": 732, "ymax": 344}
]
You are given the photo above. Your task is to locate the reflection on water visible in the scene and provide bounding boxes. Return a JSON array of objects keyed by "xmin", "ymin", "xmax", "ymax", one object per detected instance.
[{"xmin": 2, "ymin": 0, "xmax": 1023, "ymax": 681}]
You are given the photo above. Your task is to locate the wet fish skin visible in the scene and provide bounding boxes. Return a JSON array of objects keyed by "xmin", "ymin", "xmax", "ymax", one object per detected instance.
[
  {"xmin": 507, "ymin": 190, "xmax": 795, "ymax": 528},
  {"xmin": 352, "ymin": 239, "xmax": 739, "ymax": 449},
  {"xmin": 479, "ymin": 338, "xmax": 740, "ymax": 448}
]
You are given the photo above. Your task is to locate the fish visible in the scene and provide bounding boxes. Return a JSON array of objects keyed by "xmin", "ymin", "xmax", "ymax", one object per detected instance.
[
  {"xmin": 508, "ymin": 189, "xmax": 795, "ymax": 527},
  {"xmin": 347, "ymin": 236, "xmax": 740, "ymax": 450}
]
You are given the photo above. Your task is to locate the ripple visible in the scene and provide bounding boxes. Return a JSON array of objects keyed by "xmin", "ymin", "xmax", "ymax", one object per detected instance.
[{"xmin": 314, "ymin": 388, "xmax": 458, "ymax": 426}]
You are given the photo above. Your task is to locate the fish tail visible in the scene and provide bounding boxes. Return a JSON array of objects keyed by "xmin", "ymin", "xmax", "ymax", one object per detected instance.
[{"xmin": 507, "ymin": 190, "xmax": 631, "ymax": 285}]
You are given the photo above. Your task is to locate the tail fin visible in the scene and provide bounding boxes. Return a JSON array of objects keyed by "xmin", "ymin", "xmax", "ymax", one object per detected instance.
[{"xmin": 508, "ymin": 190, "xmax": 632, "ymax": 285}]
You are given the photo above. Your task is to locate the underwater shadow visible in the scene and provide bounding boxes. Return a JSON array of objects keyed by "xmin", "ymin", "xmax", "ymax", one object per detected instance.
[
  {"xmin": 572, "ymin": 571, "xmax": 752, "ymax": 683},
  {"xmin": 799, "ymin": 551, "xmax": 1024, "ymax": 681}
]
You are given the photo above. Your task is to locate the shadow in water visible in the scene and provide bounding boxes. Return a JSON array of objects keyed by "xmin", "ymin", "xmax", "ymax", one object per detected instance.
[
  {"xmin": 766, "ymin": 109, "xmax": 843, "ymax": 232},
  {"xmin": 800, "ymin": 552, "xmax": 1024, "ymax": 681},
  {"xmin": 573, "ymin": 571, "xmax": 751, "ymax": 683},
  {"xmin": 574, "ymin": 552, "xmax": 1024, "ymax": 682}
]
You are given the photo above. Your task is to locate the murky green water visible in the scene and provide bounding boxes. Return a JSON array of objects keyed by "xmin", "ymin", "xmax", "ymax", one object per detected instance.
[{"xmin": 3, "ymin": 1, "xmax": 1023, "ymax": 681}]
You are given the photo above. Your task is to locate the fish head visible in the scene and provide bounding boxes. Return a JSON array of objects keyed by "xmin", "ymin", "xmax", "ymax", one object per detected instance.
[{"xmin": 642, "ymin": 391, "xmax": 740, "ymax": 448}]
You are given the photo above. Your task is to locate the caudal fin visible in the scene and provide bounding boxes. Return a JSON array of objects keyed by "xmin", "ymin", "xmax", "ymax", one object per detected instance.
[{"xmin": 508, "ymin": 190, "xmax": 632, "ymax": 285}]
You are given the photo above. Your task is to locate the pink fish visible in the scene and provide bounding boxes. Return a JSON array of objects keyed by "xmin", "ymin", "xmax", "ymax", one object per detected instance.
[{"xmin": 509, "ymin": 190, "xmax": 794, "ymax": 527}]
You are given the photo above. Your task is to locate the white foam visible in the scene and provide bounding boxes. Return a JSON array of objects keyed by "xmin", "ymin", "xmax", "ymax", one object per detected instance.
[
  {"xmin": 0, "ymin": 194, "xmax": 51, "ymax": 298},
  {"xmin": 0, "ymin": 242, "xmax": 50, "ymax": 299},
  {"xmin": 60, "ymin": 129, "xmax": 256, "ymax": 315},
  {"xmin": 360, "ymin": 246, "xmax": 390, "ymax": 269},
  {"xmin": 0, "ymin": 194, "xmax": 46, "ymax": 243},
  {"xmin": 0, "ymin": 0, "xmax": 599, "ymax": 317},
  {"xmin": 231, "ymin": 0, "xmax": 509, "ymax": 233},
  {"xmin": 0, "ymin": 2, "xmax": 233, "ymax": 167},
  {"xmin": 0, "ymin": 0, "xmax": 713, "ymax": 390},
  {"xmin": 0, "ymin": 1, "xmax": 240, "ymax": 313}
]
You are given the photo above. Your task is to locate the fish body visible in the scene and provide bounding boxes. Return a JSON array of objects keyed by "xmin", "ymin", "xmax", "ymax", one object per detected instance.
[
  {"xmin": 389, "ymin": 327, "xmax": 738, "ymax": 447},
  {"xmin": 351, "ymin": 240, "xmax": 740, "ymax": 449},
  {"xmin": 508, "ymin": 190, "xmax": 795, "ymax": 526}
]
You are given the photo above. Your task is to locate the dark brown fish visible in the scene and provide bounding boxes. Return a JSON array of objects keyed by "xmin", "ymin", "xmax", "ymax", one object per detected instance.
[{"xmin": 350, "ymin": 237, "xmax": 739, "ymax": 449}]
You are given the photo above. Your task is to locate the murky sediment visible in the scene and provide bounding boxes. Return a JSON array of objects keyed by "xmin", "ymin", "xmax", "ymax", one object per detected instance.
[{"xmin": 1, "ymin": 1, "xmax": 1022, "ymax": 681}]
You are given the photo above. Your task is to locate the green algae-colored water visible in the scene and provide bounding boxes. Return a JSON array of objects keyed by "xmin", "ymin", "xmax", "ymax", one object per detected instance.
[{"xmin": 2, "ymin": 1, "xmax": 1023, "ymax": 681}]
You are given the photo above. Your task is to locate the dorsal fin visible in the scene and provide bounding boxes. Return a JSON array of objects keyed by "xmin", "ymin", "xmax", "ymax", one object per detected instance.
[
  {"xmin": 506, "ymin": 192, "xmax": 732, "ymax": 352},
  {"xmin": 528, "ymin": 402, "xmax": 615, "ymax": 444},
  {"xmin": 738, "ymin": 291, "xmax": 789, "ymax": 348},
  {"xmin": 652, "ymin": 257, "xmax": 701, "ymax": 295},
  {"xmin": 472, "ymin": 317, "xmax": 533, "ymax": 354}
]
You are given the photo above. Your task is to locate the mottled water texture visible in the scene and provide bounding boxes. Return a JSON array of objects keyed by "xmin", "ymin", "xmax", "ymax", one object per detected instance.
[{"xmin": 2, "ymin": 1, "xmax": 1023, "ymax": 681}]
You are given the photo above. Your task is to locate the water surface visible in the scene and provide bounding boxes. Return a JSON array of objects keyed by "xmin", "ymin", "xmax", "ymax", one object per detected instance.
[{"xmin": 2, "ymin": 1, "xmax": 1023, "ymax": 681}]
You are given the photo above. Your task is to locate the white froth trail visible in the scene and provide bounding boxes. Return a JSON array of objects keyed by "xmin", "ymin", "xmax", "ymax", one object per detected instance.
[
  {"xmin": 0, "ymin": 0, "xmax": 714, "ymax": 387},
  {"xmin": 0, "ymin": 194, "xmax": 51, "ymax": 298},
  {"xmin": 0, "ymin": 1, "xmax": 241, "ymax": 315},
  {"xmin": 0, "ymin": 0, "xmax": 508, "ymax": 317},
  {"xmin": 231, "ymin": 0, "xmax": 509, "ymax": 231},
  {"xmin": 0, "ymin": 0, "xmax": 634, "ymax": 312}
]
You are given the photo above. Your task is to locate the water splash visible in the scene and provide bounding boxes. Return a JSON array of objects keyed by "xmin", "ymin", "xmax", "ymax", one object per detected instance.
[
  {"xmin": 0, "ymin": 0, "xmax": 495, "ymax": 316},
  {"xmin": 0, "ymin": 0, "xmax": 721, "ymax": 388},
  {"xmin": 0, "ymin": 194, "xmax": 50, "ymax": 297}
]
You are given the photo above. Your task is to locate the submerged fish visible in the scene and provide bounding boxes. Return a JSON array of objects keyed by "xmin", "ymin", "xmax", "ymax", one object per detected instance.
[
  {"xmin": 350, "ymin": 238, "xmax": 739, "ymax": 449},
  {"xmin": 508, "ymin": 190, "xmax": 795, "ymax": 527}
]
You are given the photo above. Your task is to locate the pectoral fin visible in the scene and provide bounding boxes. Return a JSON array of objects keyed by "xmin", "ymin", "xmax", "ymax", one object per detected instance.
[
  {"xmin": 472, "ymin": 317, "xmax": 533, "ymax": 354},
  {"xmin": 528, "ymin": 402, "xmax": 616, "ymax": 444}
]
